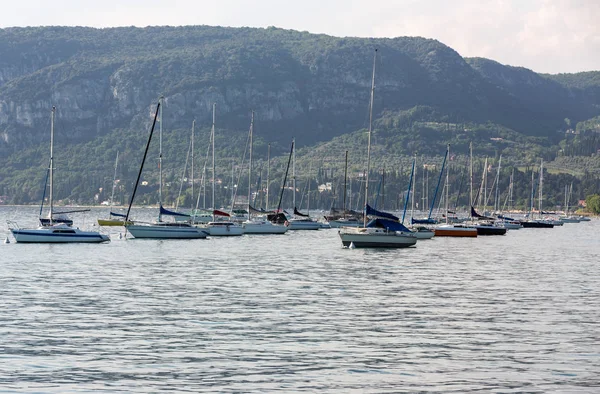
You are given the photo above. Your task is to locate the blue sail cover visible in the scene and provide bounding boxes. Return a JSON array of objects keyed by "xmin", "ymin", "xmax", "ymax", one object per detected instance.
[
  {"xmin": 366, "ymin": 204, "xmax": 399, "ymax": 221},
  {"xmin": 110, "ymin": 211, "xmax": 127, "ymax": 218},
  {"xmin": 471, "ymin": 206, "xmax": 494, "ymax": 220},
  {"xmin": 497, "ymin": 214, "xmax": 514, "ymax": 220},
  {"xmin": 411, "ymin": 217, "xmax": 436, "ymax": 224},
  {"xmin": 366, "ymin": 218, "xmax": 411, "ymax": 232},
  {"xmin": 160, "ymin": 205, "xmax": 190, "ymax": 217}
]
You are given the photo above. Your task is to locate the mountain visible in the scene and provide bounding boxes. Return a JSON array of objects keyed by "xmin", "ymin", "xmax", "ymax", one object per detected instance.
[{"xmin": 0, "ymin": 25, "xmax": 599, "ymax": 205}]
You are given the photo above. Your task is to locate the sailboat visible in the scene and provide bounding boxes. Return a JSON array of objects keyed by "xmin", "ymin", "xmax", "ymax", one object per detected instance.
[
  {"xmin": 287, "ymin": 138, "xmax": 321, "ymax": 230},
  {"xmin": 434, "ymin": 145, "xmax": 478, "ymax": 237},
  {"xmin": 242, "ymin": 111, "xmax": 287, "ymax": 234},
  {"xmin": 97, "ymin": 151, "xmax": 132, "ymax": 226},
  {"xmin": 203, "ymin": 103, "xmax": 244, "ymax": 236},
  {"xmin": 403, "ymin": 156, "xmax": 434, "ymax": 239},
  {"xmin": 325, "ymin": 150, "xmax": 362, "ymax": 228},
  {"xmin": 8, "ymin": 107, "xmax": 110, "ymax": 243},
  {"xmin": 519, "ymin": 160, "xmax": 554, "ymax": 228},
  {"xmin": 338, "ymin": 49, "xmax": 417, "ymax": 248},
  {"xmin": 124, "ymin": 99, "xmax": 209, "ymax": 239}
]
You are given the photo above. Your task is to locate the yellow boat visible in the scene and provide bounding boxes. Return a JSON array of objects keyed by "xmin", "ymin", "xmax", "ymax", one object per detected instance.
[{"xmin": 97, "ymin": 218, "xmax": 133, "ymax": 226}]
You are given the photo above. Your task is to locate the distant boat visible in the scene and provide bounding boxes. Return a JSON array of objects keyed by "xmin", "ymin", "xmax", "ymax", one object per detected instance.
[
  {"xmin": 433, "ymin": 144, "xmax": 477, "ymax": 238},
  {"xmin": 519, "ymin": 160, "xmax": 554, "ymax": 229},
  {"xmin": 242, "ymin": 112, "xmax": 287, "ymax": 235},
  {"xmin": 204, "ymin": 103, "xmax": 243, "ymax": 236},
  {"xmin": 338, "ymin": 49, "xmax": 417, "ymax": 248},
  {"xmin": 326, "ymin": 151, "xmax": 361, "ymax": 228},
  {"xmin": 9, "ymin": 106, "xmax": 109, "ymax": 243},
  {"xmin": 124, "ymin": 99, "xmax": 208, "ymax": 239},
  {"xmin": 403, "ymin": 156, "xmax": 434, "ymax": 239},
  {"xmin": 97, "ymin": 151, "xmax": 132, "ymax": 226},
  {"xmin": 288, "ymin": 137, "xmax": 321, "ymax": 230}
]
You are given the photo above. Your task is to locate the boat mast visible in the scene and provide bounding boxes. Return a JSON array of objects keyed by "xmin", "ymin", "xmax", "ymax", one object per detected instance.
[
  {"xmin": 411, "ymin": 155, "xmax": 416, "ymax": 221},
  {"xmin": 248, "ymin": 111, "xmax": 254, "ymax": 221},
  {"xmin": 159, "ymin": 96, "xmax": 163, "ymax": 214},
  {"xmin": 292, "ymin": 137, "xmax": 296, "ymax": 210},
  {"xmin": 445, "ymin": 144, "xmax": 450, "ymax": 224},
  {"xmin": 469, "ymin": 142, "xmax": 473, "ymax": 218},
  {"xmin": 402, "ymin": 156, "xmax": 415, "ymax": 225},
  {"xmin": 266, "ymin": 143, "xmax": 271, "ymax": 211},
  {"xmin": 494, "ymin": 155, "xmax": 502, "ymax": 212},
  {"xmin": 49, "ymin": 106, "xmax": 55, "ymax": 222},
  {"xmin": 191, "ymin": 119, "xmax": 195, "ymax": 209},
  {"xmin": 108, "ymin": 151, "xmax": 119, "ymax": 215},
  {"xmin": 364, "ymin": 48, "xmax": 377, "ymax": 227},
  {"xmin": 539, "ymin": 159, "xmax": 543, "ymax": 219},
  {"xmin": 212, "ymin": 103, "xmax": 216, "ymax": 222},
  {"xmin": 343, "ymin": 150, "xmax": 348, "ymax": 212},
  {"xmin": 125, "ymin": 103, "xmax": 160, "ymax": 223}
]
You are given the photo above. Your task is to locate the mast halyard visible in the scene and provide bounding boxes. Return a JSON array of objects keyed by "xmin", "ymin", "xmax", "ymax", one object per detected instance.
[
  {"xmin": 159, "ymin": 96, "xmax": 164, "ymax": 221},
  {"xmin": 266, "ymin": 143, "xmax": 271, "ymax": 211}
]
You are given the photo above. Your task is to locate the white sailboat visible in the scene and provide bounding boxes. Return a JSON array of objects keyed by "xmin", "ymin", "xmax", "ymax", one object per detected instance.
[
  {"xmin": 326, "ymin": 150, "xmax": 362, "ymax": 228},
  {"xmin": 204, "ymin": 103, "xmax": 244, "ymax": 236},
  {"xmin": 404, "ymin": 156, "xmax": 434, "ymax": 239},
  {"xmin": 287, "ymin": 138, "xmax": 321, "ymax": 230},
  {"xmin": 125, "ymin": 99, "xmax": 209, "ymax": 239},
  {"xmin": 338, "ymin": 49, "xmax": 417, "ymax": 248},
  {"xmin": 242, "ymin": 112, "xmax": 288, "ymax": 234},
  {"xmin": 9, "ymin": 107, "xmax": 110, "ymax": 243}
]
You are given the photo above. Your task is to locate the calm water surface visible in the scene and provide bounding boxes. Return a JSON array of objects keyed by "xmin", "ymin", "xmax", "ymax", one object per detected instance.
[{"xmin": 1, "ymin": 206, "xmax": 599, "ymax": 392}]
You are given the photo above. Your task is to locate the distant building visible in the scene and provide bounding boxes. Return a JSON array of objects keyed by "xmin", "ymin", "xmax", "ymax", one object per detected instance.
[
  {"xmin": 318, "ymin": 182, "xmax": 332, "ymax": 192},
  {"xmin": 578, "ymin": 199, "xmax": 587, "ymax": 207}
]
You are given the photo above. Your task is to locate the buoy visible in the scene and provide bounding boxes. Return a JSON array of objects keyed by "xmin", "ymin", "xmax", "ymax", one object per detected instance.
[
  {"xmin": 349, "ymin": 242, "xmax": 356, "ymax": 249},
  {"xmin": 4, "ymin": 237, "xmax": 10, "ymax": 244}
]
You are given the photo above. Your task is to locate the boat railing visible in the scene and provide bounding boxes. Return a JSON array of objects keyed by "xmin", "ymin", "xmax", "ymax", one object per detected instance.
[{"xmin": 6, "ymin": 220, "xmax": 20, "ymax": 230}]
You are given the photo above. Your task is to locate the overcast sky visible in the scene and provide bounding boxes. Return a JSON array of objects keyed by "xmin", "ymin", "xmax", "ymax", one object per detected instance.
[{"xmin": 0, "ymin": 0, "xmax": 597, "ymax": 74}]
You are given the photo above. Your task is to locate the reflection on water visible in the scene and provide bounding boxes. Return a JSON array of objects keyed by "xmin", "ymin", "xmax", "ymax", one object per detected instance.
[{"xmin": 1, "ymin": 207, "xmax": 599, "ymax": 392}]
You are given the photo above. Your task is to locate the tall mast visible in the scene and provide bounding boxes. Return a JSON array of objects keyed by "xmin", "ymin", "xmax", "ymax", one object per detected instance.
[
  {"xmin": 509, "ymin": 168, "xmax": 514, "ymax": 212},
  {"xmin": 539, "ymin": 159, "xmax": 543, "ymax": 218},
  {"xmin": 292, "ymin": 137, "xmax": 296, "ymax": 209},
  {"xmin": 191, "ymin": 120, "xmax": 195, "ymax": 209},
  {"xmin": 49, "ymin": 106, "xmax": 55, "ymax": 221},
  {"xmin": 159, "ymin": 96, "xmax": 163, "ymax": 210},
  {"xmin": 411, "ymin": 155, "xmax": 416, "ymax": 220},
  {"xmin": 469, "ymin": 141, "xmax": 473, "ymax": 211},
  {"xmin": 212, "ymin": 103, "xmax": 216, "ymax": 221},
  {"xmin": 109, "ymin": 151, "xmax": 119, "ymax": 212},
  {"xmin": 529, "ymin": 169, "xmax": 535, "ymax": 217},
  {"xmin": 494, "ymin": 155, "xmax": 502, "ymax": 212},
  {"xmin": 266, "ymin": 143, "xmax": 271, "ymax": 211},
  {"xmin": 307, "ymin": 163, "xmax": 312, "ymax": 215},
  {"xmin": 445, "ymin": 144, "xmax": 450, "ymax": 224},
  {"xmin": 248, "ymin": 111, "xmax": 254, "ymax": 220},
  {"xmin": 364, "ymin": 48, "xmax": 377, "ymax": 227},
  {"xmin": 343, "ymin": 150, "xmax": 348, "ymax": 212}
]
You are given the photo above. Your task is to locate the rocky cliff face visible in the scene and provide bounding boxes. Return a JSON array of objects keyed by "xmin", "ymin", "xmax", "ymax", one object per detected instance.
[{"xmin": 0, "ymin": 25, "xmax": 598, "ymax": 156}]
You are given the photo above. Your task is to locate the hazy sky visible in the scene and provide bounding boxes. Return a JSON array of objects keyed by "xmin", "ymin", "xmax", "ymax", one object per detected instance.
[{"xmin": 0, "ymin": 0, "xmax": 598, "ymax": 74}]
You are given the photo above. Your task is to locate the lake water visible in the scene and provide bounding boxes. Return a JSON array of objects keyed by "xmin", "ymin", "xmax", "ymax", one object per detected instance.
[{"xmin": 1, "ymin": 206, "xmax": 599, "ymax": 392}]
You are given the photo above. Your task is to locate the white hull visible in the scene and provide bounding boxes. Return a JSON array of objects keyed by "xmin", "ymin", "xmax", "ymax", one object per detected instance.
[
  {"xmin": 327, "ymin": 219, "xmax": 361, "ymax": 228},
  {"xmin": 126, "ymin": 224, "xmax": 208, "ymax": 239},
  {"xmin": 10, "ymin": 226, "xmax": 110, "ymax": 243},
  {"xmin": 339, "ymin": 228, "xmax": 417, "ymax": 248},
  {"xmin": 243, "ymin": 221, "xmax": 288, "ymax": 234},
  {"xmin": 412, "ymin": 230, "xmax": 435, "ymax": 239},
  {"xmin": 207, "ymin": 222, "xmax": 244, "ymax": 236},
  {"xmin": 288, "ymin": 219, "xmax": 321, "ymax": 230}
]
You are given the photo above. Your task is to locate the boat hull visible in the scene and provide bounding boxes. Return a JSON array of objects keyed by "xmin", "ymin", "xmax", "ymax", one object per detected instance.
[
  {"xmin": 434, "ymin": 225, "xmax": 478, "ymax": 237},
  {"xmin": 339, "ymin": 229, "xmax": 417, "ymax": 248},
  {"xmin": 288, "ymin": 220, "xmax": 321, "ymax": 230},
  {"xmin": 126, "ymin": 224, "xmax": 208, "ymax": 239},
  {"xmin": 243, "ymin": 221, "xmax": 288, "ymax": 234},
  {"xmin": 97, "ymin": 219, "xmax": 133, "ymax": 226},
  {"xmin": 520, "ymin": 221, "xmax": 554, "ymax": 228},
  {"xmin": 10, "ymin": 229, "xmax": 110, "ymax": 243},
  {"xmin": 207, "ymin": 223, "xmax": 244, "ymax": 236},
  {"xmin": 413, "ymin": 230, "xmax": 435, "ymax": 239},
  {"xmin": 472, "ymin": 226, "xmax": 507, "ymax": 236},
  {"xmin": 327, "ymin": 219, "xmax": 362, "ymax": 228}
]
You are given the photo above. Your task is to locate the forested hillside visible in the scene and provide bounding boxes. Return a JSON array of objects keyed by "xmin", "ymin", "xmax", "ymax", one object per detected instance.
[{"xmin": 0, "ymin": 25, "xmax": 599, "ymax": 208}]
